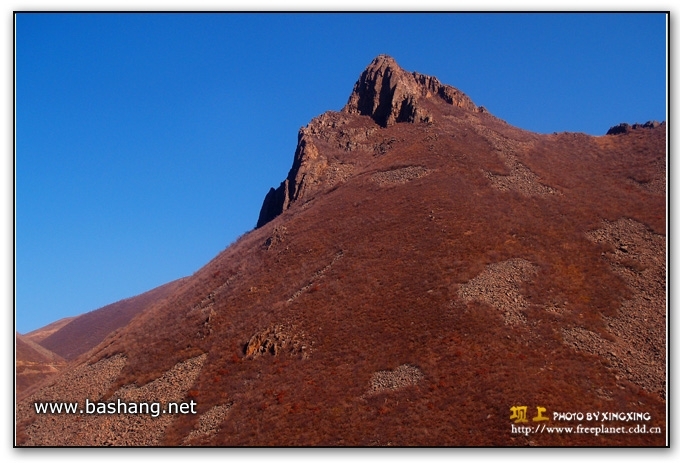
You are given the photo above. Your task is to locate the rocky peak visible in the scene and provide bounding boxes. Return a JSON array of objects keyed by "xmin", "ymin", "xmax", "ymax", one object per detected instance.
[
  {"xmin": 343, "ymin": 54, "xmax": 481, "ymax": 127},
  {"xmin": 256, "ymin": 55, "xmax": 484, "ymax": 229}
]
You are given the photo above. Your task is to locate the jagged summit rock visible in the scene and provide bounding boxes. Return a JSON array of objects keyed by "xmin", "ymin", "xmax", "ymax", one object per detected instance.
[
  {"xmin": 343, "ymin": 54, "xmax": 482, "ymax": 127},
  {"xmin": 256, "ymin": 55, "xmax": 484, "ymax": 229}
]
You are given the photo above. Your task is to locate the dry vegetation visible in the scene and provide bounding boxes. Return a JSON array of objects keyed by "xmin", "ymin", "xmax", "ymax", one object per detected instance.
[
  {"xmin": 15, "ymin": 334, "xmax": 67, "ymax": 400},
  {"xmin": 562, "ymin": 218, "xmax": 666, "ymax": 398},
  {"xmin": 17, "ymin": 58, "xmax": 666, "ymax": 447}
]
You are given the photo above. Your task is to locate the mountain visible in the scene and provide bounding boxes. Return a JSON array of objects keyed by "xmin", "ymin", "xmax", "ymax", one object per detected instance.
[
  {"xmin": 16, "ymin": 278, "xmax": 188, "ymax": 401},
  {"xmin": 34, "ymin": 277, "xmax": 188, "ymax": 361},
  {"xmin": 15, "ymin": 333, "xmax": 66, "ymax": 401},
  {"xmin": 16, "ymin": 55, "xmax": 666, "ymax": 447},
  {"xmin": 23, "ymin": 316, "xmax": 78, "ymax": 344}
]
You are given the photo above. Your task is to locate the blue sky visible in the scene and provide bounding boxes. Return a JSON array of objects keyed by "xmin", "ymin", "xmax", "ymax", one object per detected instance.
[{"xmin": 15, "ymin": 12, "xmax": 667, "ymax": 334}]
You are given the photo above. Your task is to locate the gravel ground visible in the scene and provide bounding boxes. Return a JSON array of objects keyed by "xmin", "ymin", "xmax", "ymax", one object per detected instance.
[
  {"xmin": 371, "ymin": 166, "xmax": 431, "ymax": 186},
  {"xmin": 458, "ymin": 258, "xmax": 537, "ymax": 325},
  {"xmin": 564, "ymin": 218, "xmax": 666, "ymax": 398},
  {"xmin": 473, "ymin": 125, "xmax": 559, "ymax": 197},
  {"xmin": 364, "ymin": 364, "xmax": 424, "ymax": 397},
  {"xmin": 19, "ymin": 354, "xmax": 207, "ymax": 446},
  {"xmin": 324, "ymin": 163, "xmax": 356, "ymax": 188},
  {"xmin": 182, "ymin": 403, "xmax": 232, "ymax": 445},
  {"xmin": 485, "ymin": 161, "xmax": 559, "ymax": 197}
]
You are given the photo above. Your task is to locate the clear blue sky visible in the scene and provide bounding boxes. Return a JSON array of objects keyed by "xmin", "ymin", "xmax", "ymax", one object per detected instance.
[{"xmin": 15, "ymin": 12, "xmax": 667, "ymax": 334}]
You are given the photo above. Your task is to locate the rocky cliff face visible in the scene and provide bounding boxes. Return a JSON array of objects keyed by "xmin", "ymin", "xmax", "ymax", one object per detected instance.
[
  {"xmin": 344, "ymin": 54, "xmax": 481, "ymax": 127},
  {"xmin": 256, "ymin": 55, "xmax": 484, "ymax": 229},
  {"xmin": 256, "ymin": 131, "xmax": 327, "ymax": 228}
]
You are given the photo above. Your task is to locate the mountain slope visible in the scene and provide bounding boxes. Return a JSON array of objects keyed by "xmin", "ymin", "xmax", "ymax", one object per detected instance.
[
  {"xmin": 23, "ymin": 316, "xmax": 78, "ymax": 344},
  {"xmin": 36, "ymin": 277, "xmax": 188, "ymax": 361},
  {"xmin": 15, "ymin": 333, "xmax": 66, "ymax": 400},
  {"xmin": 16, "ymin": 55, "xmax": 666, "ymax": 447}
]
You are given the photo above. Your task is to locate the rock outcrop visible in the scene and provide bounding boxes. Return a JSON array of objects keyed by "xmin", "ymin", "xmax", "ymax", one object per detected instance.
[
  {"xmin": 606, "ymin": 120, "xmax": 663, "ymax": 135},
  {"xmin": 256, "ymin": 55, "xmax": 483, "ymax": 228},
  {"xmin": 343, "ymin": 54, "xmax": 481, "ymax": 127},
  {"xmin": 256, "ymin": 130, "xmax": 327, "ymax": 228}
]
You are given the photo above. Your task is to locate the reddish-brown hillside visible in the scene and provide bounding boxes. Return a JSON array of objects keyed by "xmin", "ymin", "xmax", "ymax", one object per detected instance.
[
  {"xmin": 15, "ymin": 333, "xmax": 66, "ymax": 400},
  {"xmin": 37, "ymin": 277, "xmax": 188, "ymax": 361},
  {"xmin": 23, "ymin": 316, "xmax": 78, "ymax": 344},
  {"xmin": 16, "ymin": 55, "xmax": 666, "ymax": 447}
]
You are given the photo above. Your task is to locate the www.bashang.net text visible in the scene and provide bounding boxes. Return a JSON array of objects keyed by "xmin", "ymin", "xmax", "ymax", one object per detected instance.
[{"xmin": 33, "ymin": 399, "xmax": 197, "ymax": 419}]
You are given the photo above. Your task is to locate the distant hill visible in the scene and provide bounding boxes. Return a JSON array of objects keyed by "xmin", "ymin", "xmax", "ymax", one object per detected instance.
[
  {"xmin": 37, "ymin": 277, "xmax": 188, "ymax": 361},
  {"xmin": 15, "ymin": 333, "xmax": 66, "ymax": 400},
  {"xmin": 24, "ymin": 316, "xmax": 77, "ymax": 344},
  {"xmin": 17, "ymin": 55, "xmax": 666, "ymax": 447}
]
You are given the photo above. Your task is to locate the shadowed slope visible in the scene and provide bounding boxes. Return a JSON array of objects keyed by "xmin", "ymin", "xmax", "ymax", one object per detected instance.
[
  {"xmin": 38, "ymin": 277, "xmax": 188, "ymax": 361},
  {"xmin": 23, "ymin": 316, "xmax": 78, "ymax": 344}
]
